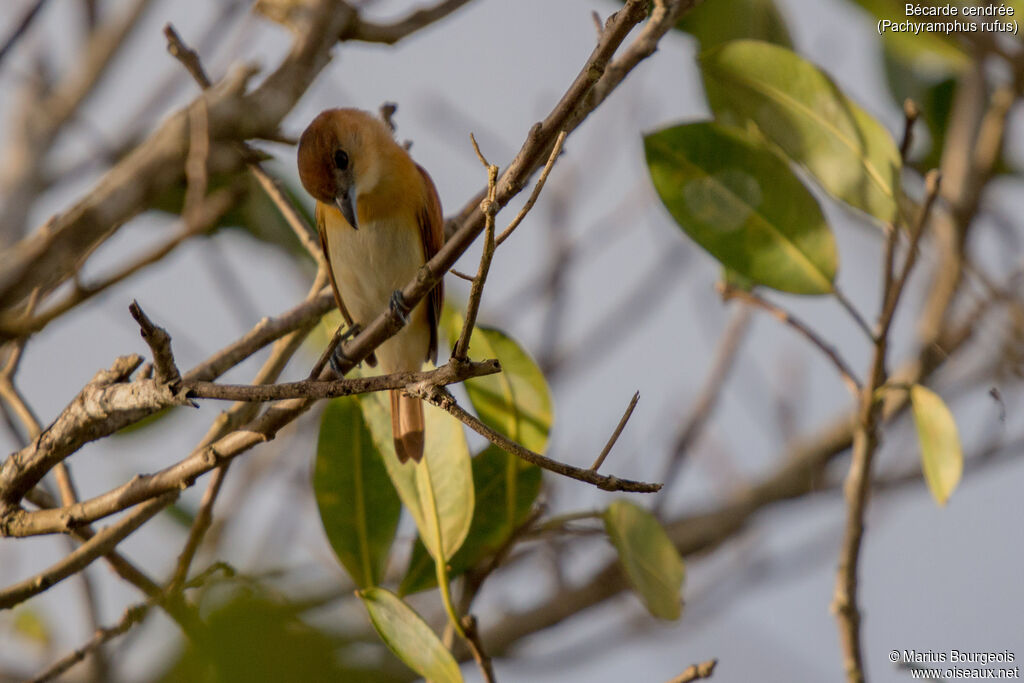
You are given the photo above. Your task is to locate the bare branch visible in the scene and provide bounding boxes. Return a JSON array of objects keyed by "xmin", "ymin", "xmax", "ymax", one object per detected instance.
[
  {"xmin": 0, "ymin": 492, "xmax": 177, "ymax": 609},
  {"xmin": 0, "ymin": 355, "xmax": 192, "ymax": 515},
  {"xmin": 665, "ymin": 659, "xmax": 718, "ymax": 683},
  {"xmin": 590, "ymin": 391, "xmax": 640, "ymax": 471},
  {"xmin": 409, "ymin": 383, "xmax": 661, "ymax": 493},
  {"xmin": 339, "ymin": 0, "xmax": 475, "ymax": 44},
  {"xmin": 129, "ymin": 301, "xmax": 182, "ymax": 388},
  {"xmin": 718, "ymin": 284, "xmax": 861, "ymax": 397},
  {"xmin": 28, "ymin": 601, "xmax": 151, "ymax": 683},
  {"xmin": 185, "ymin": 359, "xmax": 501, "ymax": 402},
  {"xmin": 452, "ymin": 135, "xmax": 499, "ymax": 361}
]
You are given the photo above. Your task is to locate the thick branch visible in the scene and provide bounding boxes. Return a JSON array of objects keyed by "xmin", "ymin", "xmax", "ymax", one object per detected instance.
[{"xmin": 0, "ymin": 356, "xmax": 191, "ymax": 513}]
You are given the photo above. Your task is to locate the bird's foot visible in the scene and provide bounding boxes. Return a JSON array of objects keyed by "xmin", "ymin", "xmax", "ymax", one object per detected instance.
[
  {"xmin": 329, "ymin": 324, "xmax": 362, "ymax": 374},
  {"xmin": 389, "ymin": 291, "xmax": 410, "ymax": 325}
]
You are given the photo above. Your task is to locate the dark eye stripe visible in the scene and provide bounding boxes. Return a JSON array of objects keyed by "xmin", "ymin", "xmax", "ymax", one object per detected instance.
[{"xmin": 333, "ymin": 149, "xmax": 349, "ymax": 170}]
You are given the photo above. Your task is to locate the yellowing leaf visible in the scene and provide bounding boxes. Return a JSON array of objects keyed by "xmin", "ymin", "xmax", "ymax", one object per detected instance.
[
  {"xmin": 910, "ymin": 385, "xmax": 963, "ymax": 505},
  {"xmin": 358, "ymin": 588, "xmax": 463, "ymax": 683},
  {"xmin": 604, "ymin": 500, "xmax": 685, "ymax": 620},
  {"xmin": 359, "ymin": 386, "xmax": 474, "ymax": 562}
]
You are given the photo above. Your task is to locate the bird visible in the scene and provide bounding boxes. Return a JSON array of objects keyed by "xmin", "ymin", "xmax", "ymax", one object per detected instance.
[{"xmin": 297, "ymin": 108, "xmax": 443, "ymax": 464}]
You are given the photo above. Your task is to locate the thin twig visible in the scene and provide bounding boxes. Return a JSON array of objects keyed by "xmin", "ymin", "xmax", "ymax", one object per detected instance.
[
  {"xmin": 495, "ymin": 129, "xmax": 567, "ymax": 246},
  {"xmin": 0, "ymin": 189, "xmax": 240, "ymax": 339},
  {"xmin": 410, "ymin": 384, "xmax": 661, "ymax": 493},
  {"xmin": 899, "ymin": 98, "xmax": 920, "ymax": 163},
  {"xmin": 590, "ymin": 391, "xmax": 639, "ymax": 471},
  {"xmin": 0, "ymin": 0, "xmax": 50, "ymax": 65},
  {"xmin": 183, "ymin": 98, "xmax": 210, "ymax": 223},
  {"xmin": 879, "ymin": 171, "xmax": 943, "ymax": 332},
  {"xmin": 655, "ymin": 306, "xmax": 751, "ymax": 512},
  {"xmin": 452, "ymin": 135, "xmax": 499, "ymax": 361},
  {"xmin": 28, "ymin": 602, "xmax": 151, "ymax": 683},
  {"xmin": 664, "ymin": 659, "xmax": 718, "ymax": 683},
  {"xmin": 832, "ymin": 286, "xmax": 874, "ymax": 342},
  {"xmin": 163, "ymin": 24, "xmax": 211, "ymax": 87},
  {"xmin": 0, "ymin": 492, "xmax": 177, "ymax": 609},
  {"xmin": 186, "ymin": 359, "xmax": 501, "ymax": 401},
  {"xmin": 129, "ymin": 301, "xmax": 182, "ymax": 387},
  {"xmin": 832, "ymin": 170, "xmax": 942, "ymax": 683},
  {"xmin": 167, "ymin": 463, "xmax": 229, "ymax": 593},
  {"xmin": 461, "ymin": 614, "xmax": 497, "ymax": 683},
  {"xmin": 339, "ymin": 0, "xmax": 474, "ymax": 44},
  {"xmin": 165, "ymin": 24, "xmax": 327, "ymax": 269},
  {"xmin": 718, "ymin": 284, "xmax": 861, "ymax": 397}
]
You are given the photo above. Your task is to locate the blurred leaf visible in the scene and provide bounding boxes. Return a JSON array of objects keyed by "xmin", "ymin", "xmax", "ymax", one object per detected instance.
[
  {"xmin": 441, "ymin": 308, "xmax": 553, "ymax": 453},
  {"xmin": 165, "ymin": 500, "xmax": 198, "ymax": 529},
  {"xmin": 359, "ymin": 386, "xmax": 474, "ymax": 562},
  {"xmin": 851, "ymin": 0, "xmax": 969, "ymax": 75},
  {"xmin": 701, "ymin": 40, "xmax": 902, "ymax": 224},
  {"xmin": 314, "ymin": 397, "xmax": 401, "ymax": 588},
  {"xmin": 675, "ymin": 0, "xmax": 792, "ymax": 49},
  {"xmin": 159, "ymin": 589, "xmax": 400, "ymax": 683},
  {"xmin": 359, "ymin": 587, "xmax": 463, "ymax": 683},
  {"xmin": 909, "ymin": 384, "xmax": 963, "ymax": 506},
  {"xmin": 721, "ymin": 266, "xmax": 756, "ymax": 292},
  {"xmin": 604, "ymin": 500, "xmax": 685, "ymax": 620},
  {"xmin": 13, "ymin": 609, "xmax": 51, "ymax": 647},
  {"xmin": 645, "ymin": 121, "xmax": 837, "ymax": 294},
  {"xmin": 400, "ymin": 445, "xmax": 542, "ymax": 595},
  {"xmin": 150, "ymin": 169, "xmax": 314, "ymax": 259},
  {"xmin": 113, "ymin": 406, "xmax": 175, "ymax": 436}
]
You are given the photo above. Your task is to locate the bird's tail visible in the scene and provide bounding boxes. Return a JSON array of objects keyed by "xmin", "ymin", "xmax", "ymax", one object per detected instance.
[{"xmin": 390, "ymin": 389, "xmax": 424, "ymax": 463}]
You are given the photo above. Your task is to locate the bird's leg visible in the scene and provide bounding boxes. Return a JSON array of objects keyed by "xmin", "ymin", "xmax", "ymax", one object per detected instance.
[
  {"xmin": 328, "ymin": 323, "xmax": 363, "ymax": 375},
  {"xmin": 389, "ymin": 290, "xmax": 410, "ymax": 325}
]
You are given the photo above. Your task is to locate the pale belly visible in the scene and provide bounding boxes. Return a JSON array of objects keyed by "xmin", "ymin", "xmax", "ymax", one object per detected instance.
[{"xmin": 324, "ymin": 213, "xmax": 430, "ymax": 373}]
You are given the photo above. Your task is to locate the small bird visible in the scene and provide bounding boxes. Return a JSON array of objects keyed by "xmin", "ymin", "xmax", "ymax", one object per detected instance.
[{"xmin": 298, "ymin": 108, "xmax": 443, "ymax": 463}]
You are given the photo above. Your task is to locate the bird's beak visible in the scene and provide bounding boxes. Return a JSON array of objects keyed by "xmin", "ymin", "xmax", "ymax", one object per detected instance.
[{"xmin": 335, "ymin": 190, "xmax": 358, "ymax": 230}]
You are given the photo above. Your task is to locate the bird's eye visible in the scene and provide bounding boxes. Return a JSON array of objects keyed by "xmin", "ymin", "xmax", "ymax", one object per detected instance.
[{"xmin": 333, "ymin": 149, "xmax": 349, "ymax": 170}]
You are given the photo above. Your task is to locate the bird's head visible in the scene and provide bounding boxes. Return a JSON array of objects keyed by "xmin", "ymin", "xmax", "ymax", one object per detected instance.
[{"xmin": 297, "ymin": 108, "xmax": 392, "ymax": 230}]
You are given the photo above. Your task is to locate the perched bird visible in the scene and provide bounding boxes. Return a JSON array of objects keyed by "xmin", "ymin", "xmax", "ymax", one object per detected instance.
[{"xmin": 297, "ymin": 108, "xmax": 443, "ymax": 463}]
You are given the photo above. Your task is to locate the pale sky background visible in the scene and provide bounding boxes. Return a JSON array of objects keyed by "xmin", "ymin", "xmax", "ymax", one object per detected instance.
[{"xmin": 0, "ymin": 0, "xmax": 1022, "ymax": 681}]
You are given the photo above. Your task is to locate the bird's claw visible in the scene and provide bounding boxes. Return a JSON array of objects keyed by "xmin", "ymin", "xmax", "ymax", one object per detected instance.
[
  {"xmin": 390, "ymin": 291, "xmax": 410, "ymax": 324},
  {"xmin": 328, "ymin": 324, "xmax": 362, "ymax": 374}
]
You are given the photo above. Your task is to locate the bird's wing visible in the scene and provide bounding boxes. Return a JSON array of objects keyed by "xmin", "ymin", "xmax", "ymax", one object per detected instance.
[
  {"xmin": 316, "ymin": 201, "xmax": 377, "ymax": 367},
  {"xmin": 316, "ymin": 201, "xmax": 355, "ymax": 328},
  {"xmin": 416, "ymin": 164, "xmax": 444, "ymax": 364}
]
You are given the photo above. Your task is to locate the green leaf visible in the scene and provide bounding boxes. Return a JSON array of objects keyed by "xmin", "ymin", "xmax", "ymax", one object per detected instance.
[
  {"xmin": 604, "ymin": 500, "xmax": 685, "ymax": 620},
  {"xmin": 909, "ymin": 385, "xmax": 963, "ymax": 506},
  {"xmin": 645, "ymin": 121, "xmax": 837, "ymax": 294},
  {"xmin": 851, "ymin": 0, "xmax": 970, "ymax": 76},
  {"xmin": 359, "ymin": 387, "xmax": 474, "ymax": 562},
  {"xmin": 441, "ymin": 308, "xmax": 553, "ymax": 453},
  {"xmin": 150, "ymin": 169, "xmax": 314, "ymax": 260},
  {"xmin": 675, "ymin": 0, "xmax": 792, "ymax": 50},
  {"xmin": 701, "ymin": 40, "xmax": 902, "ymax": 224},
  {"xmin": 400, "ymin": 445, "xmax": 542, "ymax": 595},
  {"xmin": 160, "ymin": 588, "xmax": 376, "ymax": 683},
  {"xmin": 314, "ymin": 398, "xmax": 401, "ymax": 588},
  {"xmin": 358, "ymin": 587, "xmax": 463, "ymax": 683}
]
